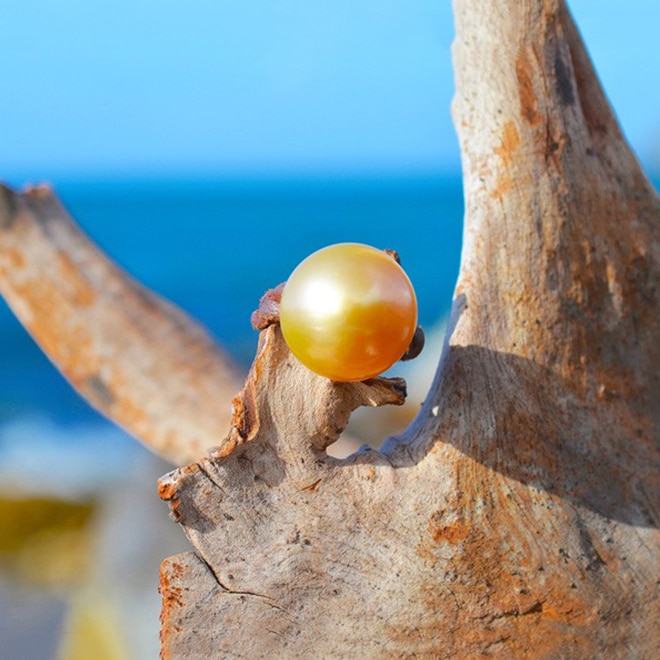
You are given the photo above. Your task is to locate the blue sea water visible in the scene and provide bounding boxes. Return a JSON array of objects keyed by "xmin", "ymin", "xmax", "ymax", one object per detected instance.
[{"xmin": 0, "ymin": 174, "xmax": 464, "ymax": 432}]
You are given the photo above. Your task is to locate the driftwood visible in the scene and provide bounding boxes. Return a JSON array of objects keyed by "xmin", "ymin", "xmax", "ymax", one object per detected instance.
[
  {"xmin": 0, "ymin": 0, "xmax": 658, "ymax": 657},
  {"xmin": 0, "ymin": 185, "xmax": 242, "ymax": 466},
  {"xmin": 157, "ymin": 0, "xmax": 659, "ymax": 657}
]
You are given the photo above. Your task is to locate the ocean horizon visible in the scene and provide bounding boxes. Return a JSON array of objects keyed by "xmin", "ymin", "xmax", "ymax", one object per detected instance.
[{"xmin": 0, "ymin": 173, "xmax": 464, "ymax": 434}]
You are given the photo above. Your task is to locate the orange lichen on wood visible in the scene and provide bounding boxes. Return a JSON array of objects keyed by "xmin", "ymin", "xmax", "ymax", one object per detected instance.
[
  {"xmin": 494, "ymin": 120, "xmax": 521, "ymax": 170},
  {"xmin": 427, "ymin": 511, "xmax": 472, "ymax": 546},
  {"xmin": 516, "ymin": 47, "xmax": 544, "ymax": 127}
]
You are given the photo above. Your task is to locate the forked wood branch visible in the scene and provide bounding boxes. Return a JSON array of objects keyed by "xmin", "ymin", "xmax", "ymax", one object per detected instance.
[
  {"xmin": 157, "ymin": 0, "xmax": 659, "ymax": 657},
  {"xmin": 0, "ymin": 0, "xmax": 658, "ymax": 657}
]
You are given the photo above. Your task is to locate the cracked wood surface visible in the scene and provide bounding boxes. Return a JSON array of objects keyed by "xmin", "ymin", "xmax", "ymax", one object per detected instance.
[
  {"xmin": 158, "ymin": 0, "xmax": 659, "ymax": 657},
  {"xmin": 0, "ymin": 184, "xmax": 243, "ymax": 466}
]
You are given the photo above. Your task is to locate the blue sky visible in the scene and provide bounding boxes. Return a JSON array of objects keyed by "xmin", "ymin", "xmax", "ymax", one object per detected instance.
[{"xmin": 2, "ymin": 1, "xmax": 659, "ymax": 181}]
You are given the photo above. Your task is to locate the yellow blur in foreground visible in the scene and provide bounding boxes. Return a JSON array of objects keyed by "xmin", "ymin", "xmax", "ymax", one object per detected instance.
[{"xmin": 58, "ymin": 590, "xmax": 128, "ymax": 660}]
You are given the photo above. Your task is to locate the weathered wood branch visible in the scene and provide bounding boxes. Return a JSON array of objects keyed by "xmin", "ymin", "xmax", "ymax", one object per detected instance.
[
  {"xmin": 0, "ymin": 184, "xmax": 243, "ymax": 466},
  {"xmin": 0, "ymin": 0, "xmax": 658, "ymax": 657},
  {"xmin": 157, "ymin": 0, "xmax": 659, "ymax": 657}
]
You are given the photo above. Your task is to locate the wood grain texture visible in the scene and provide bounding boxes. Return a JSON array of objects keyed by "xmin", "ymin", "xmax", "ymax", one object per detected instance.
[
  {"xmin": 0, "ymin": 0, "xmax": 656, "ymax": 656},
  {"xmin": 159, "ymin": 0, "xmax": 659, "ymax": 657},
  {"xmin": 0, "ymin": 184, "xmax": 242, "ymax": 466}
]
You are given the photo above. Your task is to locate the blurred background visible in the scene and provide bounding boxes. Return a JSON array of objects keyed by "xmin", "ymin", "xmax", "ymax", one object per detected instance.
[{"xmin": 1, "ymin": 1, "xmax": 658, "ymax": 658}]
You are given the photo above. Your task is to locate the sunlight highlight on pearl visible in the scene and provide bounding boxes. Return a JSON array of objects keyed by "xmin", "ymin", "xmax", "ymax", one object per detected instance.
[{"xmin": 279, "ymin": 243, "xmax": 418, "ymax": 382}]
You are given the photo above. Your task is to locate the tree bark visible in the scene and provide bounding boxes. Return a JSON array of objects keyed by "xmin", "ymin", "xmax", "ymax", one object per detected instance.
[{"xmin": 158, "ymin": 0, "xmax": 659, "ymax": 657}]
